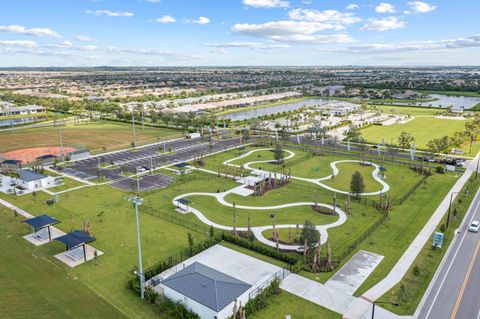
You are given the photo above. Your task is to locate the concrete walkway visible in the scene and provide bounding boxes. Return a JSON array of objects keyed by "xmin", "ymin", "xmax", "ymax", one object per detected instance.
[
  {"xmin": 173, "ymin": 190, "xmax": 347, "ymax": 249},
  {"xmin": 225, "ymin": 148, "xmax": 390, "ymax": 196}
]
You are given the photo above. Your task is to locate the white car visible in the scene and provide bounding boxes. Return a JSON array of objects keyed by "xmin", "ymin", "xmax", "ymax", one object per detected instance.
[{"xmin": 469, "ymin": 220, "xmax": 479, "ymax": 233}]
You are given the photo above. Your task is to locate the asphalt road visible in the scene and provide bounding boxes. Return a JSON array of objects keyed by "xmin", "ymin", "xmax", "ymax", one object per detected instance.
[{"xmin": 416, "ymin": 185, "xmax": 480, "ymax": 319}]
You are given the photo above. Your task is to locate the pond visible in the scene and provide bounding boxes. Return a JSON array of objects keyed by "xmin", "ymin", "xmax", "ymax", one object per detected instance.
[
  {"xmin": 385, "ymin": 94, "xmax": 480, "ymax": 110},
  {"xmin": 0, "ymin": 116, "xmax": 46, "ymax": 127},
  {"xmin": 217, "ymin": 98, "xmax": 344, "ymax": 121}
]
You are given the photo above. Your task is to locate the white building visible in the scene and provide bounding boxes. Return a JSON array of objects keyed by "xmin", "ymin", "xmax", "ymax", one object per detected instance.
[
  {"xmin": 159, "ymin": 262, "xmax": 251, "ymax": 319},
  {"xmin": 15, "ymin": 169, "xmax": 57, "ymax": 191}
]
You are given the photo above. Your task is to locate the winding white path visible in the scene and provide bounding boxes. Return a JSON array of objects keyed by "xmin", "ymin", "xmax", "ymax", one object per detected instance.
[
  {"xmin": 173, "ymin": 190, "xmax": 347, "ymax": 250},
  {"xmin": 173, "ymin": 148, "xmax": 391, "ymax": 251},
  {"xmin": 225, "ymin": 148, "xmax": 390, "ymax": 196}
]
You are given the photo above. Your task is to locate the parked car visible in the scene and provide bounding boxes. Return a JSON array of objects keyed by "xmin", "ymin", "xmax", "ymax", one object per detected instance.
[
  {"xmin": 136, "ymin": 166, "xmax": 147, "ymax": 172},
  {"xmin": 468, "ymin": 220, "xmax": 479, "ymax": 233},
  {"xmin": 6, "ymin": 189, "xmax": 13, "ymax": 193}
]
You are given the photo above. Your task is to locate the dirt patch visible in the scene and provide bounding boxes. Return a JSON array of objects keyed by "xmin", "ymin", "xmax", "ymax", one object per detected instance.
[
  {"xmin": 3, "ymin": 146, "xmax": 77, "ymax": 163},
  {"xmin": 310, "ymin": 205, "xmax": 337, "ymax": 215}
]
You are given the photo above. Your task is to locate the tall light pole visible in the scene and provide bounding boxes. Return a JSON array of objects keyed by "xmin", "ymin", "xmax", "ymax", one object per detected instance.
[
  {"xmin": 446, "ymin": 191, "xmax": 459, "ymax": 229},
  {"xmin": 141, "ymin": 105, "xmax": 145, "ymax": 131},
  {"xmin": 132, "ymin": 109, "xmax": 137, "ymax": 148},
  {"xmin": 125, "ymin": 195, "xmax": 145, "ymax": 299},
  {"xmin": 57, "ymin": 113, "xmax": 65, "ymax": 161}
]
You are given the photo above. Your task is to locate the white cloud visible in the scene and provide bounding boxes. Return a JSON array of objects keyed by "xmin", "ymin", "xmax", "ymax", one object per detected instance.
[
  {"xmin": 362, "ymin": 16, "xmax": 405, "ymax": 31},
  {"xmin": 243, "ymin": 0, "xmax": 289, "ymax": 8},
  {"xmin": 75, "ymin": 35, "xmax": 93, "ymax": 42},
  {"xmin": 185, "ymin": 16, "xmax": 210, "ymax": 24},
  {"xmin": 288, "ymin": 9, "xmax": 361, "ymax": 25},
  {"xmin": 155, "ymin": 15, "xmax": 176, "ymax": 23},
  {"xmin": 0, "ymin": 40, "xmax": 38, "ymax": 48},
  {"xmin": 232, "ymin": 21, "xmax": 354, "ymax": 44},
  {"xmin": 85, "ymin": 10, "xmax": 134, "ymax": 17},
  {"xmin": 407, "ymin": 1, "xmax": 437, "ymax": 13},
  {"xmin": 340, "ymin": 35, "xmax": 480, "ymax": 53},
  {"xmin": 204, "ymin": 41, "xmax": 289, "ymax": 49},
  {"xmin": 375, "ymin": 3, "xmax": 395, "ymax": 13},
  {"xmin": 61, "ymin": 40, "xmax": 73, "ymax": 47},
  {"xmin": 346, "ymin": 3, "xmax": 359, "ymax": 10},
  {"xmin": 146, "ymin": 0, "xmax": 161, "ymax": 2},
  {"xmin": 0, "ymin": 25, "xmax": 61, "ymax": 38}
]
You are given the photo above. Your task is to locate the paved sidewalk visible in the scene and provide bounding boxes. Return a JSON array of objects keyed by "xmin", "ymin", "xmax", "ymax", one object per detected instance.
[{"xmin": 362, "ymin": 169, "xmax": 473, "ymax": 302}]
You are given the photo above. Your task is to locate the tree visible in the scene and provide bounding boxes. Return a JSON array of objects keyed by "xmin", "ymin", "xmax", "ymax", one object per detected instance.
[
  {"xmin": 273, "ymin": 142, "xmax": 284, "ymax": 164},
  {"xmin": 350, "ymin": 171, "xmax": 365, "ymax": 197},
  {"xmin": 300, "ymin": 220, "xmax": 319, "ymax": 249},
  {"xmin": 187, "ymin": 233, "xmax": 194, "ymax": 255},
  {"xmin": 397, "ymin": 132, "xmax": 415, "ymax": 149},
  {"xmin": 346, "ymin": 124, "xmax": 362, "ymax": 142}
]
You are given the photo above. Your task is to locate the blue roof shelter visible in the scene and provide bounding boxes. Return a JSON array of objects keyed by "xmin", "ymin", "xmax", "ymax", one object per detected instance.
[
  {"xmin": 22, "ymin": 214, "xmax": 59, "ymax": 242},
  {"xmin": 173, "ymin": 162, "xmax": 189, "ymax": 169},
  {"xmin": 54, "ymin": 230, "xmax": 95, "ymax": 262}
]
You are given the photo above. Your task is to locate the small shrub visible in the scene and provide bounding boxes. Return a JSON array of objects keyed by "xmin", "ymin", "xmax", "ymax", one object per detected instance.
[{"xmin": 412, "ymin": 265, "xmax": 421, "ymax": 277}]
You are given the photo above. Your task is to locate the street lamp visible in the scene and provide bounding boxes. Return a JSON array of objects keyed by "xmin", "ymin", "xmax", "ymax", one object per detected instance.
[
  {"xmin": 446, "ymin": 191, "xmax": 459, "ymax": 229},
  {"xmin": 125, "ymin": 195, "xmax": 145, "ymax": 299},
  {"xmin": 371, "ymin": 301, "xmax": 399, "ymax": 319}
]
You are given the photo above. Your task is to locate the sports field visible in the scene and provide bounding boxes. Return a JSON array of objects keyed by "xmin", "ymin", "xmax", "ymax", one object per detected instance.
[
  {"xmin": 360, "ymin": 117, "xmax": 475, "ymax": 152},
  {"xmin": 0, "ymin": 121, "xmax": 182, "ymax": 154}
]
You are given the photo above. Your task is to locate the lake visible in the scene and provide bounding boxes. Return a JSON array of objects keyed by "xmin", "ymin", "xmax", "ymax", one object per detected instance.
[
  {"xmin": 217, "ymin": 98, "xmax": 343, "ymax": 121},
  {"xmin": 386, "ymin": 94, "xmax": 480, "ymax": 110}
]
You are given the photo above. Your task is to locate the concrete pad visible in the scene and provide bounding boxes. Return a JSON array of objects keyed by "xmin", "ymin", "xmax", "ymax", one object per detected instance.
[
  {"xmin": 23, "ymin": 227, "xmax": 64, "ymax": 246},
  {"xmin": 229, "ymin": 185, "xmax": 254, "ymax": 197},
  {"xmin": 236, "ymin": 175, "xmax": 262, "ymax": 186},
  {"xmin": 151, "ymin": 245, "xmax": 283, "ymax": 287},
  {"xmin": 281, "ymin": 274, "xmax": 353, "ymax": 315},
  {"xmin": 325, "ymin": 250, "xmax": 384, "ymax": 295},
  {"xmin": 54, "ymin": 245, "xmax": 104, "ymax": 268}
]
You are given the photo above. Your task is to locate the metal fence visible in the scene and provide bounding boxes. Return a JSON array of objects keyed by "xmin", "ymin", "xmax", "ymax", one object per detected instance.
[{"xmin": 248, "ymin": 268, "xmax": 290, "ymax": 299}]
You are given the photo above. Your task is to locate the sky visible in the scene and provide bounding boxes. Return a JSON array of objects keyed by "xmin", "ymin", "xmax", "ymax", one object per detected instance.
[{"xmin": 0, "ymin": 0, "xmax": 479, "ymax": 67}]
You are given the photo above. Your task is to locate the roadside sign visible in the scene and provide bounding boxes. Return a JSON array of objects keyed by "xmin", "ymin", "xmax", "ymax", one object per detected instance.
[{"xmin": 433, "ymin": 232, "xmax": 444, "ymax": 248}]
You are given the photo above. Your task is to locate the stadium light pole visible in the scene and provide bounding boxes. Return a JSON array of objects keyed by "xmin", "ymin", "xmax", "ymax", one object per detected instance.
[
  {"xmin": 57, "ymin": 113, "xmax": 65, "ymax": 161},
  {"xmin": 132, "ymin": 108, "xmax": 137, "ymax": 147},
  {"xmin": 125, "ymin": 195, "xmax": 145, "ymax": 299}
]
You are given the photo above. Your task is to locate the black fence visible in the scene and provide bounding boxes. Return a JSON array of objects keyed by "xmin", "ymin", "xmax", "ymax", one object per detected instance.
[{"xmin": 139, "ymin": 205, "xmax": 211, "ymax": 236}]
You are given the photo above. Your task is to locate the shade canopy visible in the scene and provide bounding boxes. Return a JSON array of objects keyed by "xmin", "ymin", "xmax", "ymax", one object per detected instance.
[
  {"xmin": 176, "ymin": 198, "xmax": 191, "ymax": 205},
  {"xmin": 173, "ymin": 162, "xmax": 189, "ymax": 168},
  {"xmin": 22, "ymin": 214, "xmax": 59, "ymax": 231},
  {"xmin": 54, "ymin": 230, "xmax": 95, "ymax": 250}
]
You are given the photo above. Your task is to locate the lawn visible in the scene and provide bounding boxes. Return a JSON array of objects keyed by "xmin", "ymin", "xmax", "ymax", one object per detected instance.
[
  {"xmin": 321, "ymin": 162, "xmax": 381, "ymax": 193},
  {"xmin": 368, "ymin": 104, "xmax": 442, "ymax": 117},
  {"xmin": 0, "ymin": 208, "xmax": 126, "ymax": 319},
  {"xmin": 249, "ymin": 290, "xmax": 342, "ymax": 319},
  {"xmin": 0, "ymin": 121, "xmax": 182, "ymax": 154},
  {"xmin": 360, "ymin": 117, "xmax": 477, "ymax": 153},
  {"xmin": 380, "ymin": 174, "xmax": 480, "ymax": 315},
  {"xmin": 0, "ymin": 185, "xmax": 207, "ymax": 319},
  {"xmin": 354, "ymin": 172, "xmax": 459, "ymax": 296}
]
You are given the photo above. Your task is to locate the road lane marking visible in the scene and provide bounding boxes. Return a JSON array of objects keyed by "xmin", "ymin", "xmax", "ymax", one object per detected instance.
[
  {"xmin": 424, "ymin": 195, "xmax": 480, "ymax": 319},
  {"xmin": 450, "ymin": 240, "xmax": 480, "ymax": 319}
]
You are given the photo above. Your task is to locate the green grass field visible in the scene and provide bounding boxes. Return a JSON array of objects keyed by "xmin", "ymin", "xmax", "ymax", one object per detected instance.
[
  {"xmin": 0, "ymin": 185, "xmax": 206, "ymax": 318},
  {"xmin": 0, "ymin": 208, "xmax": 126, "ymax": 319},
  {"xmin": 0, "ymin": 144, "xmax": 462, "ymax": 318},
  {"xmin": 368, "ymin": 105, "xmax": 443, "ymax": 117},
  {"xmin": 360, "ymin": 117, "xmax": 478, "ymax": 153},
  {"xmin": 381, "ymin": 175, "xmax": 480, "ymax": 315},
  {"xmin": 0, "ymin": 121, "xmax": 182, "ymax": 154},
  {"xmin": 250, "ymin": 290, "xmax": 341, "ymax": 319}
]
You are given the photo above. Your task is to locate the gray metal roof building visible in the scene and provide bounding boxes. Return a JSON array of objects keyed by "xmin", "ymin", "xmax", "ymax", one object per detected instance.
[
  {"xmin": 161, "ymin": 262, "xmax": 251, "ymax": 312},
  {"xmin": 18, "ymin": 169, "xmax": 48, "ymax": 182}
]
